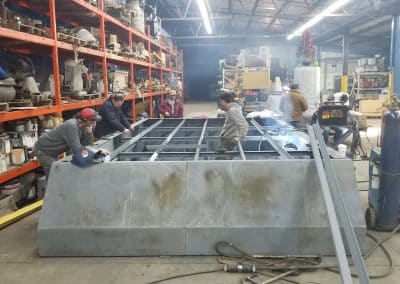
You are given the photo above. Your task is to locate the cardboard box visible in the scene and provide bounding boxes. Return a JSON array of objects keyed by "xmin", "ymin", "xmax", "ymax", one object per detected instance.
[
  {"xmin": 0, "ymin": 195, "xmax": 17, "ymax": 218},
  {"xmin": 242, "ymin": 70, "xmax": 271, "ymax": 89}
]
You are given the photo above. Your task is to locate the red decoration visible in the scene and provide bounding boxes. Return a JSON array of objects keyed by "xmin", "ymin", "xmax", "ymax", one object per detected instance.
[{"xmin": 297, "ymin": 31, "xmax": 317, "ymax": 64}]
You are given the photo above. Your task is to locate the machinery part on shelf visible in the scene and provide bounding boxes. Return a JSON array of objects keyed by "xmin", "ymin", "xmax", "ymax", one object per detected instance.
[
  {"xmin": 62, "ymin": 55, "xmax": 91, "ymax": 98},
  {"xmin": 0, "ymin": 77, "xmax": 16, "ymax": 102},
  {"xmin": 38, "ymin": 118, "xmax": 365, "ymax": 257},
  {"xmin": 72, "ymin": 27, "xmax": 98, "ymax": 46}
]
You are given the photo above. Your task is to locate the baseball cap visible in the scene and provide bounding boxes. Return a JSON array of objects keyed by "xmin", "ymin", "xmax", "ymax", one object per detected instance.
[
  {"xmin": 71, "ymin": 148, "xmax": 96, "ymax": 168},
  {"xmin": 80, "ymin": 108, "xmax": 101, "ymax": 122}
]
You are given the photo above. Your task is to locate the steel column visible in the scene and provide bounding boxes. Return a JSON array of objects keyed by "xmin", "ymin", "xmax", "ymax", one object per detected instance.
[
  {"xmin": 307, "ymin": 125, "xmax": 352, "ymax": 284},
  {"xmin": 49, "ymin": 0, "xmax": 61, "ymax": 106},
  {"xmin": 341, "ymin": 33, "xmax": 349, "ymax": 93},
  {"xmin": 99, "ymin": 0, "xmax": 108, "ymax": 98},
  {"xmin": 312, "ymin": 124, "xmax": 370, "ymax": 283},
  {"xmin": 390, "ymin": 15, "xmax": 400, "ymax": 97}
]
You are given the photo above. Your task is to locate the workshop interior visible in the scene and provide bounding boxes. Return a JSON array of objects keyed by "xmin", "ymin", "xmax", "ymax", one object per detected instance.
[{"xmin": 1, "ymin": 0, "xmax": 400, "ymax": 283}]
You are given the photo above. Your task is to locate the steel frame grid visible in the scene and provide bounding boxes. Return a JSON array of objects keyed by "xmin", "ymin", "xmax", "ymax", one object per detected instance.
[{"xmin": 103, "ymin": 118, "xmax": 310, "ymax": 162}]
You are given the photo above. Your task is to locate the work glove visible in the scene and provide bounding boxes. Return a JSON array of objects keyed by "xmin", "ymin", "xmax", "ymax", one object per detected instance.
[
  {"xmin": 85, "ymin": 125, "xmax": 93, "ymax": 134},
  {"xmin": 231, "ymin": 136, "xmax": 240, "ymax": 144},
  {"xmin": 99, "ymin": 148, "xmax": 110, "ymax": 156}
]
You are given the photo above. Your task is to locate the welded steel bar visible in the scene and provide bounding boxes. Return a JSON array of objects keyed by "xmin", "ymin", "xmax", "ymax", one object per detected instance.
[
  {"xmin": 312, "ymin": 124, "xmax": 370, "ymax": 284},
  {"xmin": 118, "ymin": 151, "xmax": 311, "ymax": 161},
  {"xmin": 146, "ymin": 144, "xmax": 206, "ymax": 150},
  {"xmin": 251, "ymin": 119, "xmax": 293, "ymax": 159},
  {"xmin": 195, "ymin": 120, "xmax": 208, "ymax": 160},
  {"xmin": 237, "ymin": 141, "xmax": 246, "ymax": 160},
  {"xmin": 150, "ymin": 120, "xmax": 186, "ymax": 161},
  {"xmin": 307, "ymin": 125, "xmax": 352, "ymax": 284},
  {"xmin": 111, "ymin": 120, "xmax": 163, "ymax": 160}
]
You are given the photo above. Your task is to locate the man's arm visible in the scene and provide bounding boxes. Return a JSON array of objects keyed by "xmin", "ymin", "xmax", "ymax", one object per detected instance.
[
  {"xmin": 301, "ymin": 96, "xmax": 308, "ymax": 112},
  {"xmin": 102, "ymin": 103, "xmax": 125, "ymax": 131},
  {"xmin": 119, "ymin": 109, "xmax": 132, "ymax": 129},
  {"xmin": 81, "ymin": 130, "xmax": 94, "ymax": 146},
  {"xmin": 176, "ymin": 102, "xmax": 183, "ymax": 118},
  {"xmin": 62, "ymin": 123, "xmax": 86, "ymax": 154},
  {"xmin": 158, "ymin": 101, "xmax": 166, "ymax": 116},
  {"xmin": 229, "ymin": 108, "xmax": 249, "ymax": 139}
]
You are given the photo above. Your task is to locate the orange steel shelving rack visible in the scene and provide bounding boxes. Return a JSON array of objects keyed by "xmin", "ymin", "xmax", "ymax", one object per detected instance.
[{"xmin": 0, "ymin": 0, "xmax": 183, "ymax": 184}]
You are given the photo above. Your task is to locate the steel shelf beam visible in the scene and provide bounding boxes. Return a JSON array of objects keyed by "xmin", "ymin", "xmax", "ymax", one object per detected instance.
[
  {"xmin": 0, "ymin": 27, "xmax": 55, "ymax": 46},
  {"xmin": 0, "ymin": 0, "xmax": 183, "ymax": 185},
  {"xmin": 0, "ymin": 160, "xmax": 41, "ymax": 184}
]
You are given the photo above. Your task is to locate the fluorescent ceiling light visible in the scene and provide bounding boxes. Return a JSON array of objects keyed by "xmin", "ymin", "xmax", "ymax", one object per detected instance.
[
  {"xmin": 196, "ymin": 0, "xmax": 212, "ymax": 34},
  {"xmin": 287, "ymin": 0, "xmax": 353, "ymax": 40}
]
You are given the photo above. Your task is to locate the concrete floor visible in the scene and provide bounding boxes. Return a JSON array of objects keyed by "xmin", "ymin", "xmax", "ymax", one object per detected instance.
[{"xmin": 0, "ymin": 102, "xmax": 399, "ymax": 284}]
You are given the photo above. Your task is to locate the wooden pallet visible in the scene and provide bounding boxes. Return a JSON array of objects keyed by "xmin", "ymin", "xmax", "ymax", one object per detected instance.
[
  {"xmin": 77, "ymin": 93, "xmax": 102, "ymax": 100},
  {"xmin": 33, "ymin": 99, "xmax": 53, "ymax": 107},
  {"xmin": 85, "ymin": 43, "xmax": 100, "ymax": 50},
  {"xmin": 19, "ymin": 23, "xmax": 43, "ymax": 36},
  {"xmin": 106, "ymin": 49, "xmax": 119, "ymax": 55},
  {"xmin": 0, "ymin": 102, "xmax": 9, "ymax": 113},
  {"xmin": 8, "ymin": 100, "xmax": 34, "ymax": 108},
  {"xmin": 58, "ymin": 33, "xmax": 87, "ymax": 46}
]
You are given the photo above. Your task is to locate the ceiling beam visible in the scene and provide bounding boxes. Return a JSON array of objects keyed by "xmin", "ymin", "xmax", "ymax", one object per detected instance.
[
  {"xmin": 162, "ymin": 16, "xmax": 231, "ymax": 22},
  {"xmin": 174, "ymin": 34, "xmax": 286, "ymax": 40},
  {"xmin": 183, "ymin": 0, "xmax": 192, "ymax": 18},
  {"xmin": 246, "ymin": 0, "xmax": 261, "ymax": 29},
  {"xmin": 267, "ymin": 0, "xmax": 292, "ymax": 29},
  {"xmin": 317, "ymin": 15, "xmax": 392, "ymax": 44}
]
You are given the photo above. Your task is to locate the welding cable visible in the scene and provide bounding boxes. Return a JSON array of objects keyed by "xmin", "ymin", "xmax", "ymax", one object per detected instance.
[
  {"xmin": 215, "ymin": 242, "xmax": 321, "ymax": 268},
  {"xmin": 216, "ymin": 229, "xmax": 398, "ymax": 280},
  {"xmin": 147, "ymin": 268, "xmax": 223, "ymax": 284},
  {"xmin": 326, "ymin": 224, "xmax": 400, "ymax": 279}
]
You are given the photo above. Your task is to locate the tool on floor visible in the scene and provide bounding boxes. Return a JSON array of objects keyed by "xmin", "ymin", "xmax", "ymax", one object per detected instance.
[{"xmin": 224, "ymin": 264, "xmax": 256, "ymax": 273}]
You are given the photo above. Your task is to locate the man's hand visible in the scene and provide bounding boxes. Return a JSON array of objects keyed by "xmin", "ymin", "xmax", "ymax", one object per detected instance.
[
  {"xmin": 231, "ymin": 136, "xmax": 240, "ymax": 144},
  {"xmin": 123, "ymin": 128, "xmax": 130, "ymax": 133},
  {"xmin": 165, "ymin": 111, "xmax": 170, "ymax": 117},
  {"xmin": 85, "ymin": 125, "xmax": 93, "ymax": 134},
  {"xmin": 100, "ymin": 149, "xmax": 110, "ymax": 156}
]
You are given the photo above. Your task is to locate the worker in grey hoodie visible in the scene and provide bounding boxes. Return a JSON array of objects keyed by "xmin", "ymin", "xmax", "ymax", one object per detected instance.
[
  {"xmin": 34, "ymin": 108, "xmax": 102, "ymax": 179},
  {"xmin": 218, "ymin": 92, "xmax": 249, "ymax": 151}
]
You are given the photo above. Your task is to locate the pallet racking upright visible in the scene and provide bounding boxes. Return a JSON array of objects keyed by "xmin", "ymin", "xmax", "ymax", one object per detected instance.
[{"xmin": 0, "ymin": 0, "xmax": 183, "ymax": 187}]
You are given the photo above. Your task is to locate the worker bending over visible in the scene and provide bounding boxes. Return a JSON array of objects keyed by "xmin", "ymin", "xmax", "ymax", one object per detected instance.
[
  {"xmin": 279, "ymin": 84, "xmax": 308, "ymax": 128},
  {"xmin": 34, "ymin": 108, "xmax": 103, "ymax": 179},
  {"xmin": 218, "ymin": 92, "xmax": 249, "ymax": 151},
  {"xmin": 158, "ymin": 90, "xmax": 183, "ymax": 118},
  {"xmin": 94, "ymin": 93, "xmax": 133, "ymax": 138}
]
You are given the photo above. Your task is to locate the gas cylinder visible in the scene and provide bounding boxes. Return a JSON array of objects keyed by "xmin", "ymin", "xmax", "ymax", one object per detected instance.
[{"xmin": 377, "ymin": 108, "xmax": 400, "ymax": 230}]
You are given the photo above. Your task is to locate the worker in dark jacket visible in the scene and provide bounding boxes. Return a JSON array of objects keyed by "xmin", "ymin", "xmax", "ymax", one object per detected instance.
[
  {"xmin": 158, "ymin": 90, "xmax": 183, "ymax": 118},
  {"xmin": 279, "ymin": 84, "xmax": 308, "ymax": 128},
  {"xmin": 34, "ymin": 108, "xmax": 102, "ymax": 178},
  {"xmin": 94, "ymin": 94, "xmax": 133, "ymax": 138}
]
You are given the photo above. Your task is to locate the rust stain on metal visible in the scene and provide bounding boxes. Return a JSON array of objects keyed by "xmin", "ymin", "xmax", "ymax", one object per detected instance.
[{"xmin": 152, "ymin": 171, "xmax": 184, "ymax": 209}]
